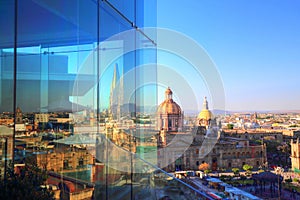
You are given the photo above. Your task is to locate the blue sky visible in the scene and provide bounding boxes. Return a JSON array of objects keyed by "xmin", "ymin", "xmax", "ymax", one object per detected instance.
[{"xmin": 157, "ymin": 0, "xmax": 300, "ymax": 111}]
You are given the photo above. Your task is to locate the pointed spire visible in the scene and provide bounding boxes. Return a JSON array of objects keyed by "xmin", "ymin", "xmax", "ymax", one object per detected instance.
[
  {"xmin": 111, "ymin": 63, "xmax": 119, "ymax": 91},
  {"xmin": 109, "ymin": 63, "xmax": 120, "ymax": 118},
  {"xmin": 203, "ymin": 96, "xmax": 209, "ymax": 110}
]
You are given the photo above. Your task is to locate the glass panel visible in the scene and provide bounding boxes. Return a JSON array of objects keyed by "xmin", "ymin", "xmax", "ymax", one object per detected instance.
[
  {"xmin": 105, "ymin": 0, "xmax": 135, "ymax": 25},
  {"xmin": 14, "ymin": 0, "xmax": 99, "ymax": 198},
  {"xmin": 0, "ymin": 0, "xmax": 183, "ymax": 199},
  {"xmin": 0, "ymin": 0, "xmax": 15, "ymax": 181},
  {"xmin": 105, "ymin": 0, "xmax": 157, "ymax": 28},
  {"xmin": 136, "ymin": 0, "xmax": 157, "ymax": 28}
]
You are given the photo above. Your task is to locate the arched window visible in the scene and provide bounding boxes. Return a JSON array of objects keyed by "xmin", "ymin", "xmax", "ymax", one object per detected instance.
[
  {"xmin": 63, "ymin": 160, "xmax": 69, "ymax": 169},
  {"xmin": 78, "ymin": 157, "xmax": 84, "ymax": 167},
  {"xmin": 228, "ymin": 162, "xmax": 231, "ymax": 168},
  {"xmin": 168, "ymin": 119, "xmax": 172, "ymax": 128},
  {"xmin": 246, "ymin": 152, "xmax": 250, "ymax": 157}
]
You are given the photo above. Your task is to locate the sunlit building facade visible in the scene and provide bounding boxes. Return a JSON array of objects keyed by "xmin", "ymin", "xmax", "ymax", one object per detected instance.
[{"xmin": 291, "ymin": 138, "xmax": 300, "ymax": 172}]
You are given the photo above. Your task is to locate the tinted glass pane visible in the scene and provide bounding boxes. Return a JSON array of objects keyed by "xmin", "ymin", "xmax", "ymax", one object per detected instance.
[
  {"xmin": 0, "ymin": 1, "xmax": 15, "ymax": 174},
  {"xmin": 0, "ymin": 0, "xmax": 167, "ymax": 199}
]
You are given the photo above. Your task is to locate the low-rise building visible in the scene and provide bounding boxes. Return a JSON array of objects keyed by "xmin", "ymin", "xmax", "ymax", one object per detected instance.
[
  {"xmin": 0, "ymin": 125, "xmax": 14, "ymax": 179},
  {"xmin": 34, "ymin": 145, "xmax": 94, "ymax": 174},
  {"xmin": 291, "ymin": 138, "xmax": 300, "ymax": 171}
]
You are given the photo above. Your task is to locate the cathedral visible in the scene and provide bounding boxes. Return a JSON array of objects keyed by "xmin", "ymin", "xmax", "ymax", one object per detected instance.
[{"xmin": 156, "ymin": 87, "xmax": 267, "ymax": 172}]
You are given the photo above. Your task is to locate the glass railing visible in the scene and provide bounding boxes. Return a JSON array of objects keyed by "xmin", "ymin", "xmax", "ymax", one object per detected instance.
[
  {"xmin": 90, "ymin": 132, "xmax": 215, "ymax": 200},
  {"xmin": 92, "ymin": 156, "xmax": 215, "ymax": 200}
]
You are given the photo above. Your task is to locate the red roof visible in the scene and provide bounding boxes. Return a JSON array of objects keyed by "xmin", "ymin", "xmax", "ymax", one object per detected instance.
[{"xmin": 62, "ymin": 181, "xmax": 77, "ymax": 193}]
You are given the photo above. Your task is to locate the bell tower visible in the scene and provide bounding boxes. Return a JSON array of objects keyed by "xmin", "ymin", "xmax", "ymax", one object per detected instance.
[{"xmin": 16, "ymin": 107, "xmax": 23, "ymax": 124}]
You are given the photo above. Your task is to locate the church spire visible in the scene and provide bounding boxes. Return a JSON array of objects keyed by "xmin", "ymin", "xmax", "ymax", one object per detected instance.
[
  {"xmin": 110, "ymin": 64, "xmax": 119, "ymax": 92},
  {"xmin": 109, "ymin": 63, "xmax": 120, "ymax": 119},
  {"xmin": 203, "ymin": 96, "xmax": 209, "ymax": 110}
]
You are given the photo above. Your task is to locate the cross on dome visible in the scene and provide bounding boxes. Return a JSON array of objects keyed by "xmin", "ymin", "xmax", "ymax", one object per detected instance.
[{"xmin": 165, "ymin": 87, "xmax": 173, "ymax": 100}]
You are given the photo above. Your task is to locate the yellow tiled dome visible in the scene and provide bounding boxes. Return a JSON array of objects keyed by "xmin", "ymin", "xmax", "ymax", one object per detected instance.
[
  {"xmin": 198, "ymin": 109, "xmax": 213, "ymax": 120},
  {"xmin": 197, "ymin": 96, "xmax": 213, "ymax": 120}
]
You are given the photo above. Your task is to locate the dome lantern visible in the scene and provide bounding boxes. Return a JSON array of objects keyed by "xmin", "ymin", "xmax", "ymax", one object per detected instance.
[
  {"xmin": 165, "ymin": 87, "xmax": 173, "ymax": 100},
  {"xmin": 203, "ymin": 96, "xmax": 209, "ymax": 110},
  {"xmin": 157, "ymin": 87, "xmax": 182, "ymax": 115}
]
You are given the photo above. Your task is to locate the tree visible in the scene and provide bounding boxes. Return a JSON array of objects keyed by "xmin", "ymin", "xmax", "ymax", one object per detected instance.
[
  {"xmin": 204, "ymin": 169, "xmax": 211, "ymax": 175},
  {"xmin": 232, "ymin": 168, "xmax": 240, "ymax": 176},
  {"xmin": 277, "ymin": 142, "xmax": 291, "ymax": 167},
  {"xmin": 198, "ymin": 162, "xmax": 210, "ymax": 171},
  {"xmin": 243, "ymin": 164, "xmax": 253, "ymax": 176},
  {"xmin": 227, "ymin": 124, "xmax": 234, "ymax": 129},
  {"xmin": 243, "ymin": 164, "xmax": 253, "ymax": 171},
  {"xmin": 0, "ymin": 157, "xmax": 54, "ymax": 200}
]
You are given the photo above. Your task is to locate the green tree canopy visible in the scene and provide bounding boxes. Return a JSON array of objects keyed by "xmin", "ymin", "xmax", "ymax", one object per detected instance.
[
  {"xmin": 243, "ymin": 164, "xmax": 253, "ymax": 171},
  {"xmin": 0, "ymin": 157, "xmax": 54, "ymax": 200},
  {"xmin": 232, "ymin": 168, "xmax": 239, "ymax": 175},
  {"xmin": 227, "ymin": 124, "xmax": 234, "ymax": 129},
  {"xmin": 243, "ymin": 164, "xmax": 253, "ymax": 176}
]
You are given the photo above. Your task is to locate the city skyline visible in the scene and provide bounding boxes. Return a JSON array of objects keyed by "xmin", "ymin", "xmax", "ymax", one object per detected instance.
[
  {"xmin": 157, "ymin": 0, "xmax": 300, "ymax": 111},
  {"xmin": 2, "ymin": 1, "xmax": 300, "ymax": 200}
]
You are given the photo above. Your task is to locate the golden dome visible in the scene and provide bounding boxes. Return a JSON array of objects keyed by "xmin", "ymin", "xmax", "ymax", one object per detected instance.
[
  {"xmin": 197, "ymin": 96, "xmax": 213, "ymax": 120},
  {"xmin": 157, "ymin": 87, "xmax": 182, "ymax": 115},
  {"xmin": 198, "ymin": 109, "xmax": 213, "ymax": 120}
]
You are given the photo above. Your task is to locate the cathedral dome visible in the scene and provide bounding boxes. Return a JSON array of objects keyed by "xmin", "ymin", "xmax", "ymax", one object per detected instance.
[
  {"xmin": 197, "ymin": 97, "xmax": 213, "ymax": 120},
  {"xmin": 157, "ymin": 99, "xmax": 182, "ymax": 115},
  {"xmin": 198, "ymin": 109, "xmax": 213, "ymax": 120},
  {"xmin": 157, "ymin": 87, "xmax": 182, "ymax": 115}
]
